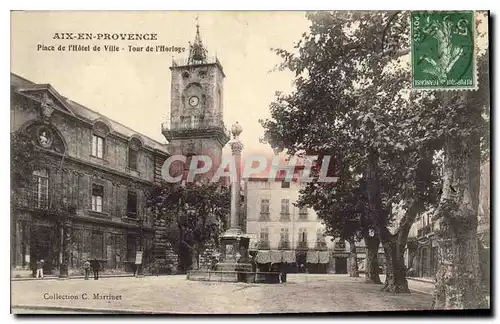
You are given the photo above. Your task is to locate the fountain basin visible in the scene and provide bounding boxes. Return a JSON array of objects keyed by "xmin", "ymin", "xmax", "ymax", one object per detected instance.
[{"xmin": 187, "ymin": 270, "xmax": 281, "ymax": 284}]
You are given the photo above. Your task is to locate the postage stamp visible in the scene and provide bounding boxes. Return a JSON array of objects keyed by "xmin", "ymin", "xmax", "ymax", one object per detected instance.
[{"xmin": 411, "ymin": 11, "xmax": 477, "ymax": 90}]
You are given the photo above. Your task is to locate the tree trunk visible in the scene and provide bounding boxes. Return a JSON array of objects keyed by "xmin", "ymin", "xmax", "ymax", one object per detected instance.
[
  {"xmin": 347, "ymin": 237, "xmax": 359, "ymax": 277},
  {"xmin": 381, "ymin": 200, "xmax": 422, "ymax": 293},
  {"xmin": 433, "ymin": 120, "xmax": 484, "ymax": 309},
  {"xmin": 364, "ymin": 232, "xmax": 381, "ymax": 284},
  {"xmin": 380, "ymin": 231, "xmax": 410, "ymax": 293},
  {"xmin": 366, "ymin": 148, "xmax": 411, "ymax": 292}
]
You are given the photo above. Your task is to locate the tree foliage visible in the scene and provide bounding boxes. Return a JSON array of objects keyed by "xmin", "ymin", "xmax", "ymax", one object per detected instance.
[
  {"xmin": 11, "ymin": 130, "xmax": 42, "ymax": 193},
  {"xmin": 147, "ymin": 182, "xmax": 231, "ymax": 267},
  {"xmin": 262, "ymin": 10, "xmax": 489, "ymax": 304},
  {"xmin": 260, "ymin": 11, "xmax": 445, "ymax": 292}
]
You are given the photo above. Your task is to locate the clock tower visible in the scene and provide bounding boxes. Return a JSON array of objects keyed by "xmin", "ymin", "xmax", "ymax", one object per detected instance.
[{"xmin": 162, "ymin": 22, "xmax": 230, "ymax": 179}]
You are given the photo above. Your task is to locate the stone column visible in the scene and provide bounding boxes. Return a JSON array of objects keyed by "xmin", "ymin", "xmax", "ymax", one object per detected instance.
[
  {"xmin": 229, "ymin": 139, "xmax": 243, "ymax": 229},
  {"xmin": 215, "ymin": 122, "xmax": 252, "ymax": 279},
  {"xmin": 224, "ymin": 122, "xmax": 244, "ymax": 237}
]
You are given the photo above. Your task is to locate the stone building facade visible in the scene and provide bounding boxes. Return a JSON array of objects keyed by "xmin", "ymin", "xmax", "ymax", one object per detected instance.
[
  {"xmin": 245, "ymin": 175, "xmax": 384, "ymax": 274},
  {"xmin": 10, "ymin": 73, "xmax": 171, "ymax": 277}
]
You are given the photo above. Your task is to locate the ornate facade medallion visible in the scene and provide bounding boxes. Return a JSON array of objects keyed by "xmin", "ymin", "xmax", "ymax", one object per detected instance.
[{"xmin": 37, "ymin": 126, "xmax": 53, "ymax": 148}]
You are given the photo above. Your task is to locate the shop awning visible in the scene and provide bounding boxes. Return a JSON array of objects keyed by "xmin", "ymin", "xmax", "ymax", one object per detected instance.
[
  {"xmin": 306, "ymin": 251, "xmax": 319, "ymax": 263},
  {"xmin": 256, "ymin": 250, "xmax": 271, "ymax": 264},
  {"xmin": 270, "ymin": 250, "xmax": 282, "ymax": 263},
  {"xmin": 319, "ymin": 251, "xmax": 330, "ymax": 264},
  {"xmin": 282, "ymin": 250, "xmax": 296, "ymax": 263}
]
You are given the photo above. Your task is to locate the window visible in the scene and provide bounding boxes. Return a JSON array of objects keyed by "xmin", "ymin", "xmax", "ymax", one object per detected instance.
[
  {"xmin": 260, "ymin": 228, "xmax": 269, "ymax": 241},
  {"xmin": 280, "ymin": 199, "xmax": 290, "ymax": 220},
  {"xmin": 217, "ymin": 89, "xmax": 222, "ymax": 109},
  {"xmin": 127, "ymin": 191, "xmax": 138, "ymax": 217},
  {"xmin": 281, "ymin": 199, "xmax": 290, "ymax": 213},
  {"xmin": 280, "ymin": 228, "xmax": 289, "ymax": 241},
  {"xmin": 316, "ymin": 229, "xmax": 327, "ymax": 249},
  {"xmin": 281, "ymin": 181, "xmax": 290, "ymax": 188},
  {"xmin": 259, "ymin": 228, "xmax": 270, "ymax": 249},
  {"xmin": 299, "ymin": 230, "xmax": 307, "ymax": 242},
  {"xmin": 298, "ymin": 228, "xmax": 308, "ymax": 248},
  {"xmin": 92, "ymin": 134, "xmax": 105, "ymax": 158},
  {"xmin": 91, "ymin": 184, "xmax": 104, "ymax": 213},
  {"xmin": 182, "ymin": 116, "xmax": 191, "ymax": 129},
  {"xmin": 126, "ymin": 235, "xmax": 137, "ymax": 261},
  {"xmin": 128, "ymin": 147, "xmax": 138, "ymax": 170},
  {"xmin": 192, "ymin": 116, "xmax": 200, "ymax": 128},
  {"xmin": 299, "ymin": 206, "xmax": 308, "ymax": 220},
  {"xmin": 32, "ymin": 169, "xmax": 49, "ymax": 208},
  {"xmin": 279, "ymin": 228, "xmax": 290, "ymax": 249},
  {"xmin": 335, "ymin": 240, "xmax": 346, "ymax": 250},
  {"xmin": 259, "ymin": 199, "xmax": 270, "ymax": 221}
]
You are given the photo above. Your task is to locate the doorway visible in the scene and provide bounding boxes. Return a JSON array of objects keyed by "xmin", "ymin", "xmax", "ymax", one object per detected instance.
[
  {"xmin": 32, "ymin": 225, "xmax": 59, "ymax": 275},
  {"xmin": 334, "ymin": 257, "xmax": 348, "ymax": 274}
]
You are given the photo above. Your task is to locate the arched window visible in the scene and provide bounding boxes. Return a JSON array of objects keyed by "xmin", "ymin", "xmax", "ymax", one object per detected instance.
[
  {"xmin": 92, "ymin": 120, "xmax": 111, "ymax": 159},
  {"xmin": 217, "ymin": 88, "xmax": 222, "ymax": 111},
  {"xmin": 128, "ymin": 138, "xmax": 141, "ymax": 170},
  {"xmin": 32, "ymin": 169, "xmax": 49, "ymax": 208}
]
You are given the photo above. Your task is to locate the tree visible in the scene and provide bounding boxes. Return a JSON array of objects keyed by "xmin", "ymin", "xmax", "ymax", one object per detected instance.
[
  {"xmin": 296, "ymin": 162, "xmax": 379, "ymax": 281},
  {"xmin": 11, "ymin": 130, "xmax": 42, "ymax": 194},
  {"xmin": 147, "ymin": 182, "xmax": 231, "ymax": 271},
  {"xmin": 429, "ymin": 50, "xmax": 490, "ymax": 309},
  {"xmin": 260, "ymin": 11, "xmax": 442, "ymax": 293}
]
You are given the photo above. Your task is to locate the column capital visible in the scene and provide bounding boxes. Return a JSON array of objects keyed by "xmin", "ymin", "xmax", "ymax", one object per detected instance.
[{"xmin": 230, "ymin": 140, "xmax": 244, "ymax": 154}]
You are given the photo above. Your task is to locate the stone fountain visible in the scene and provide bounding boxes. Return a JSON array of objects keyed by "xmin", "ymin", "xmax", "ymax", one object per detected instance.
[{"xmin": 186, "ymin": 122, "xmax": 278, "ymax": 283}]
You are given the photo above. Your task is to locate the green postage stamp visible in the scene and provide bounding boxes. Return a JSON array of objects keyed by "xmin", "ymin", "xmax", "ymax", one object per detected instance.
[{"xmin": 411, "ymin": 11, "xmax": 476, "ymax": 90}]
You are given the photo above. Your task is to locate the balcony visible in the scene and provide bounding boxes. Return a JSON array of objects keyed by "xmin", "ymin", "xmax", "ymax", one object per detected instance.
[
  {"xmin": 14, "ymin": 196, "xmax": 77, "ymax": 217},
  {"xmin": 259, "ymin": 212, "xmax": 270, "ymax": 222},
  {"xmin": 315, "ymin": 241, "xmax": 328, "ymax": 251},
  {"xmin": 258, "ymin": 241, "xmax": 270, "ymax": 250},
  {"xmin": 417, "ymin": 225, "xmax": 433, "ymax": 238},
  {"xmin": 171, "ymin": 55, "xmax": 223, "ymax": 68},
  {"xmin": 278, "ymin": 240, "xmax": 291, "ymax": 250},
  {"xmin": 297, "ymin": 241, "xmax": 308, "ymax": 250},
  {"xmin": 298, "ymin": 212, "xmax": 308, "ymax": 221},
  {"xmin": 280, "ymin": 212, "xmax": 291, "ymax": 222},
  {"xmin": 161, "ymin": 117, "xmax": 231, "ymax": 145},
  {"xmin": 334, "ymin": 242, "xmax": 346, "ymax": 251}
]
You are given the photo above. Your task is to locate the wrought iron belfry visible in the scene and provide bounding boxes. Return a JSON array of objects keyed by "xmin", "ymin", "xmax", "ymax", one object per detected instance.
[{"xmin": 187, "ymin": 16, "xmax": 208, "ymax": 66}]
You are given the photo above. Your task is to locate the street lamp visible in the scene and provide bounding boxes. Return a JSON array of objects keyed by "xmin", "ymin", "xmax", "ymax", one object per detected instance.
[{"xmin": 137, "ymin": 216, "xmax": 144, "ymax": 277}]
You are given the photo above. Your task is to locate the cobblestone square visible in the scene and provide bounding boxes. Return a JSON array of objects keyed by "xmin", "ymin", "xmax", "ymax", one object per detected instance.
[{"xmin": 12, "ymin": 274, "xmax": 433, "ymax": 314}]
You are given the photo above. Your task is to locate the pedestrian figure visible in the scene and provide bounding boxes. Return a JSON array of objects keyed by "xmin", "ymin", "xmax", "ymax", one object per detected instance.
[
  {"xmin": 83, "ymin": 259, "xmax": 91, "ymax": 280},
  {"xmin": 36, "ymin": 259, "xmax": 44, "ymax": 279},
  {"xmin": 280, "ymin": 263, "xmax": 288, "ymax": 283},
  {"xmin": 91, "ymin": 258, "xmax": 100, "ymax": 280}
]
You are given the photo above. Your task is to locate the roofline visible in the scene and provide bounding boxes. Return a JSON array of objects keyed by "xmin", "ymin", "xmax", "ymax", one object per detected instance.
[{"xmin": 11, "ymin": 72, "xmax": 170, "ymax": 155}]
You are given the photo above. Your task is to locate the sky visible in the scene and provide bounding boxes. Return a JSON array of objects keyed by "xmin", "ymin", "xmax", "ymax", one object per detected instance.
[
  {"xmin": 10, "ymin": 11, "xmax": 311, "ymax": 159},
  {"xmin": 10, "ymin": 11, "xmax": 489, "ymax": 163}
]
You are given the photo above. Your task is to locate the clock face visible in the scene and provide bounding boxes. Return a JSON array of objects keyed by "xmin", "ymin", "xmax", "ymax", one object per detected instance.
[{"xmin": 189, "ymin": 96, "xmax": 199, "ymax": 107}]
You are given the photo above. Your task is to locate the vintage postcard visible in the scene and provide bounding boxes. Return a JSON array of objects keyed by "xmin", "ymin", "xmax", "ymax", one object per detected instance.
[{"xmin": 10, "ymin": 10, "xmax": 490, "ymax": 315}]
